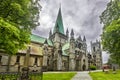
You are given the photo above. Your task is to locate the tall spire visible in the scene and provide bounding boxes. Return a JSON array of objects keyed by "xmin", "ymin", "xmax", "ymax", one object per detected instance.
[
  {"xmin": 83, "ymin": 36, "xmax": 86, "ymax": 42},
  {"xmin": 66, "ymin": 28, "xmax": 69, "ymax": 37},
  {"xmin": 70, "ymin": 29, "xmax": 74, "ymax": 39},
  {"xmin": 53, "ymin": 6, "xmax": 64, "ymax": 34},
  {"xmin": 44, "ymin": 39, "xmax": 48, "ymax": 45},
  {"xmin": 49, "ymin": 30, "xmax": 52, "ymax": 38},
  {"xmin": 77, "ymin": 35, "xmax": 82, "ymax": 41}
]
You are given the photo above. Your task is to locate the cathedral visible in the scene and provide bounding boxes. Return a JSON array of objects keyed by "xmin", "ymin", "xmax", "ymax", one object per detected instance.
[{"xmin": 0, "ymin": 7, "xmax": 102, "ymax": 72}]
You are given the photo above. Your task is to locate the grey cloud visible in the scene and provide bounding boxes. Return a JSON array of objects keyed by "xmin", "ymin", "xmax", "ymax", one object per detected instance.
[{"xmin": 33, "ymin": 0, "xmax": 110, "ymax": 63}]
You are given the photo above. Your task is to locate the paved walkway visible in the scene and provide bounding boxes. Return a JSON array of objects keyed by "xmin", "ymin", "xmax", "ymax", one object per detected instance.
[{"xmin": 71, "ymin": 71, "xmax": 92, "ymax": 80}]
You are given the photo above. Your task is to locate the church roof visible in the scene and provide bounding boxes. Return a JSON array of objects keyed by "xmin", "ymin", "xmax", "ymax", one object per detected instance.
[
  {"xmin": 53, "ymin": 7, "xmax": 64, "ymax": 34},
  {"xmin": 31, "ymin": 34, "xmax": 53, "ymax": 46}
]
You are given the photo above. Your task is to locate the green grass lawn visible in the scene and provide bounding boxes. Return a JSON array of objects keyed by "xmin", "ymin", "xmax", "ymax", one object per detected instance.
[
  {"xmin": 90, "ymin": 70, "xmax": 120, "ymax": 80},
  {"xmin": 43, "ymin": 72, "xmax": 76, "ymax": 80}
]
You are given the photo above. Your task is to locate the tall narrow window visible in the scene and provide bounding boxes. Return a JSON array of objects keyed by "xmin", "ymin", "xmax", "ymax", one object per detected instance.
[
  {"xmin": 0, "ymin": 56, "xmax": 2, "ymax": 62},
  {"xmin": 16, "ymin": 56, "xmax": 20, "ymax": 63},
  {"xmin": 35, "ymin": 57, "xmax": 38, "ymax": 64}
]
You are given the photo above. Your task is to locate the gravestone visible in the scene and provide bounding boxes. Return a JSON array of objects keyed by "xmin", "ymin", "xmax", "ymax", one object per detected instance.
[{"xmin": 112, "ymin": 66, "xmax": 116, "ymax": 74}]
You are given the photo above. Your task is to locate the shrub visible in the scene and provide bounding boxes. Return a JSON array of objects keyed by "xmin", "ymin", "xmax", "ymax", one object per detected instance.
[{"xmin": 90, "ymin": 65, "xmax": 96, "ymax": 70}]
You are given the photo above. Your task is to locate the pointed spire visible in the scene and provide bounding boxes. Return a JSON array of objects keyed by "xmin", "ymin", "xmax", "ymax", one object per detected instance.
[
  {"xmin": 71, "ymin": 29, "xmax": 74, "ymax": 35},
  {"xmin": 70, "ymin": 29, "xmax": 74, "ymax": 39},
  {"xmin": 66, "ymin": 28, "xmax": 69, "ymax": 37},
  {"xmin": 66, "ymin": 28, "xmax": 69, "ymax": 33},
  {"xmin": 78, "ymin": 35, "xmax": 82, "ymax": 41},
  {"xmin": 53, "ymin": 6, "xmax": 64, "ymax": 34},
  {"xmin": 49, "ymin": 30, "xmax": 52, "ymax": 38},
  {"xmin": 83, "ymin": 36, "xmax": 86, "ymax": 41},
  {"xmin": 44, "ymin": 39, "xmax": 48, "ymax": 44}
]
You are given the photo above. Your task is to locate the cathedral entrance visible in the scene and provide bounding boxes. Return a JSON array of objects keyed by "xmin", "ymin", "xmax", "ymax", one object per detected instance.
[{"xmin": 82, "ymin": 64, "xmax": 86, "ymax": 71}]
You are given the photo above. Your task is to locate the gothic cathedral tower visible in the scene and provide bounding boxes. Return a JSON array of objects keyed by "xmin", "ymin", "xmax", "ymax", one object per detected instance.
[
  {"xmin": 91, "ymin": 40, "xmax": 102, "ymax": 69},
  {"xmin": 49, "ymin": 7, "xmax": 68, "ymax": 71}
]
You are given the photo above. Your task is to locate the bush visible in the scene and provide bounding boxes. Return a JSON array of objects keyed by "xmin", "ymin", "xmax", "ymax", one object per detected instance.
[{"xmin": 90, "ymin": 65, "xmax": 96, "ymax": 70}]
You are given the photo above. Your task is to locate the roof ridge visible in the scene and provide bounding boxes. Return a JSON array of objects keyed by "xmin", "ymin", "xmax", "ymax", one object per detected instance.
[{"xmin": 32, "ymin": 34, "xmax": 46, "ymax": 39}]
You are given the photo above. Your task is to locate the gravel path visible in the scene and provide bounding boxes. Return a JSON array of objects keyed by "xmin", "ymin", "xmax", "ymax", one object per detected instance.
[{"xmin": 71, "ymin": 71, "xmax": 92, "ymax": 80}]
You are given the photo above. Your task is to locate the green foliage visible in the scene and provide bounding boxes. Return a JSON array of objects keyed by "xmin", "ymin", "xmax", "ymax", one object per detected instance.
[
  {"xmin": 100, "ymin": 0, "xmax": 120, "ymax": 64},
  {"xmin": 100, "ymin": 0, "xmax": 120, "ymax": 27},
  {"xmin": 0, "ymin": 0, "xmax": 41, "ymax": 29},
  {"xmin": 0, "ymin": 18, "xmax": 19, "ymax": 54},
  {"xmin": 102, "ymin": 19, "xmax": 120, "ymax": 64},
  {"xmin": 0, "ymin": 0, "xmax": 41, "ymax": 54},
  {"xmin": 90, "ymin": 65, "xmax": 96, "ymax": 70}
]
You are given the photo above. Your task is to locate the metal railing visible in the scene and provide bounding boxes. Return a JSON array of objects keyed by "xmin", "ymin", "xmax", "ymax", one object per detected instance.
[{"xmin": 0, "ymin": 71, "xmax": 43, "ymax": 80}]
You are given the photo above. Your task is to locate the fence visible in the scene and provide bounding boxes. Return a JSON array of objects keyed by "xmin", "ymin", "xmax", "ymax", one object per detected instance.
[{"xmin": 0, "ymin": 71, "xmax": 43, "ymax": 80}]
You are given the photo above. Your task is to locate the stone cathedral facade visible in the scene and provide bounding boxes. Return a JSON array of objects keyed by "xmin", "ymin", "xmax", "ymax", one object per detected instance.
[{"xmin": 0, "ymin": 8, "xmax": 102, "ymax": 72}]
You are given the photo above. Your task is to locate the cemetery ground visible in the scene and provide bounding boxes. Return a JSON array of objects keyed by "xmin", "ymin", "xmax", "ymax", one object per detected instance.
[{"xmin": 90, "ymin": 70, "xmax": 120, "ymax": 80}]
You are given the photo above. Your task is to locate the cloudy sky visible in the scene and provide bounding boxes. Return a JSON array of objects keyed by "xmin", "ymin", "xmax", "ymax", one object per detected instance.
[{"xmin": 33, "ymin": 0, "xmax": 110, "ymax": 63}]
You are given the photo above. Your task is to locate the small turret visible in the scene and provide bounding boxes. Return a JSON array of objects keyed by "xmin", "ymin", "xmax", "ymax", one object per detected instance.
[
  {"xmin": 66, "ymin": 28, "xmax": 69, "ymax": 38},
  {"xmin": 77, "ymin": 35, "xmax": 82, "ymax": 41},
  {"xmin": 83, "ymin": 36, "xmax": 86, "ymax": 42},
  {"xmin": 44, "ymin": 39, "xmax": 48, "ymax": 45},
  {"xmin": 49, "ymin": 30, "xmax": 52, "ymax": 38},
  {"xmin": 70, "ymin": 29, "xmax": 74, "ymax": 39}
]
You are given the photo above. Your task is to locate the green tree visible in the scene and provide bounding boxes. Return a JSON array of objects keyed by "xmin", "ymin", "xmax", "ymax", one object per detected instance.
[
  {"xmin": 0, "ymin": 0, "xmax": 41, "ymax": 54},
  {"xmin": 102, "ymin": 19, "xmax": 120, "ymax": 64},
  {"xmin": 100, "ymin": 0, "xmax": 120, "ymax": 64},
  {"xmin": 100, "ymin": 0, "xmax": 120, "ymax": 27}
]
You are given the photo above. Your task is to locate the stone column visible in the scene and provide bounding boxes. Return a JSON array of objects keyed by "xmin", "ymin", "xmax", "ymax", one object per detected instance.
[
  {"xmin": 69, "ymin": 54, "xmax": 75, "ymax": 71},
  {"xmin": 57, "ymin": 50, "xmax": 62, "ymax": 70},
  {"xmin": 42, "ymin": 44, "xmax": 48, "ymax": 71},
  {"xmin": 20, "ymin": 46, "xmax": 31, "ymax": 80},
  {"xmin": 43, "ymin": 52, "xmax": 48, "ymax": 66}
]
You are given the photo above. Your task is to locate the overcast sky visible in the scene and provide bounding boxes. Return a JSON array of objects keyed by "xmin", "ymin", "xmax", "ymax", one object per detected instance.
[{"xmin": 33, "ymin": 0, "xmax": 110, "ymax": 63}]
